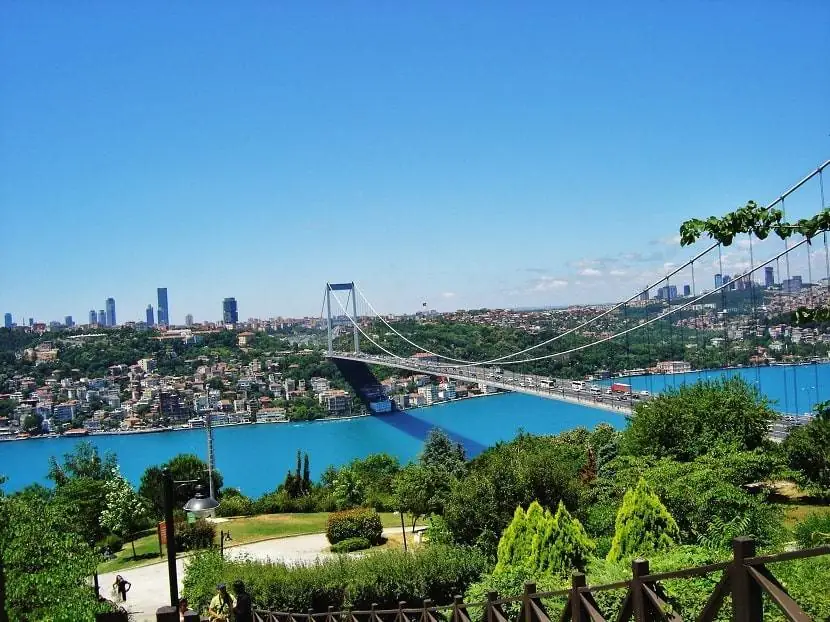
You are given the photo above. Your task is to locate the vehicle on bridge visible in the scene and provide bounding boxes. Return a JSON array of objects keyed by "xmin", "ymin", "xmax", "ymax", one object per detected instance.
[
  {"xmin": 611, "ymin": 382, "xmax": 632, "ymax": 395},
  {"xmin": 571, "ymin": 381, "xmax": 585, "ymax": 391}
]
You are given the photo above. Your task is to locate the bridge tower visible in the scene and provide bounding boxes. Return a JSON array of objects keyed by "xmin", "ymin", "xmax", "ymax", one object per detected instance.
[{"xmin": 325, "ymin": 282, "xmax": 360, "ymax": 355}]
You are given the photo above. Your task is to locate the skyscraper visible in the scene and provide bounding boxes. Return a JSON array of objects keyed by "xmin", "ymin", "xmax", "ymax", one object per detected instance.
[
  {"xmin": 98, "ymin": 310, "xmax": 106, "ymax": 325},
  {"xmin": 185, "ymin": 314, "xmax": 193, "ymax": 327},
  {"xmin": 157, "ymin": 288, "xmax": 169, "ymax": 326},
  {"xmin": 106, "ymin": 297, "xmax": 116, "ymax": 327},
  {"xmin": 65, "ymin": 316, "xmax": 73, "ymax": 327},
  {"xmin": 89, "ymin": 309, "xmax": 97, "ymax": 325},
  {"xmin": 683, "ymin": 284, "xmax": 691, "ymax": 297},
  {"xmin": 146, "ymin": 304, "xmax": 155, "ymax": 326},
  {"xmin": 765, "ymin": 266, "xmax": 775, "ymax": 288},
  {"xmin": 222, "ymin": 298, "xmax": 238, "ymax": 324},
  {"xmin": 3, "ymin": 313, "xmax": 11, "ymax": 329},
  {"xmin": 714, "ymin": 274, "xmax": 723, "ymax": 288}
]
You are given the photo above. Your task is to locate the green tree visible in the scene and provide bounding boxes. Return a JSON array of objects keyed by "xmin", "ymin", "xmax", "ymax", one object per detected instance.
[
  {"xmin": 100, "ymin": 467, "xmax": 152, "ymax": 558},
  {"xmin": 22, "ymin": 412, "xmax": 43, "ymax": 434},
  {"xmin": 139, "ymin": 454, "xmax": 224, "ymax": 518},
  {"xmin": 783, "ymin": 402, "xmax": 830, "ymax": 493},
  {"xmin": 332, "ymin": 467, "xmax": 366, "ymax": 510},
  {"xmin": 607, "ymin": 478, "xmax": 680, "ymax": 562},
  {"xmin": 623, "ymin": 377, "xmax": 774, "ymax": 460},
  {"xmin": 420, "ymin": 428, "xmax": 466, "ymax": 477},
  {"xmin": 47, "ymin": 441, "xmax": 117, "ymax": 485},
  {"xmin": 1, "ymin": 495, "xmax": 108, "ymax": 621},
  {"xmin": 495, "ymin": 504, "xmax": 533, "ymax": 572},
  {"xmin": 392, "ymin": 464, "xmax": 435, "ymax": 530},
  {"xmin": 534, "ymin": 501, "xmax": 594, "ymax": 575}
]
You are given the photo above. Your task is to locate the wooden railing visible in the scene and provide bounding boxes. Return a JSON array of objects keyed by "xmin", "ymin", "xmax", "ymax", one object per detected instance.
[{"xmin": 252, "ymin": 538, "xmax": 830, "ymax": 622}]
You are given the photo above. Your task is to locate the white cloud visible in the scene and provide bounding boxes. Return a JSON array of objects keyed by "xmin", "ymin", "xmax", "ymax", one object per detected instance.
[
  {"xmin": 609, "ymin": 269, "xmax": 626, "ymax": 276},
  {"xmin": 441, "ymin": 292, "xmax": 456, "ymax": 298},
  {"xmin": 530, "ymin": 276, "xmax": 569, "ymax": 292},
  {"xmin": 579, "ymin": 268, "xmax": 602, "ymax": 277}
]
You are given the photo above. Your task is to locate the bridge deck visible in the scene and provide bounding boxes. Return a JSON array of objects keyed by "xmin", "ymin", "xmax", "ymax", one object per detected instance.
[{"xmin": 328, "ymin": 352, "xmax": 636, "ymax": 416}]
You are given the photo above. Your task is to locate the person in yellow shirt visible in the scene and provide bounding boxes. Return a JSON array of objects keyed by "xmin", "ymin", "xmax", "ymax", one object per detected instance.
[{"xmin": 208, "ymin": 583, "xmax": 236, "ymax": 622}]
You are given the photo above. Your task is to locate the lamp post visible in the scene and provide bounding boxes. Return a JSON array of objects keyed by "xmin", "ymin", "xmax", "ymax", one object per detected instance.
[
  {"xmin": 161, "ymin": 470, "xmax": 220, "ymax": 608},
  {"xmin": 219, "ymin": 530, "xmax": 232, "ymax": 557}
]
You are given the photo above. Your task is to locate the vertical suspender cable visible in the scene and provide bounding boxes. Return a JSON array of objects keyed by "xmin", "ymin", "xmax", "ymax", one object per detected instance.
[
  {"xmin": 691, "ymin": 260, "xmax": 702, "ymax": 380},
  {"xmin": 807, "ymin": 234, "xmax": 819, "ymax": 408},
  {"xmin": 718, "ymin": 245, "xmax": 729, "ymax": 369},
  {"xmin": 667, "ymin": 276, "xmax": 676, "ymax": 388},
  {"xmin": 782, "ymin": 198, "xmax": 799, "ymax": 415},
  {"xmin": 748, "ymin": 233, "xmax": 761, "ymax": 391}
]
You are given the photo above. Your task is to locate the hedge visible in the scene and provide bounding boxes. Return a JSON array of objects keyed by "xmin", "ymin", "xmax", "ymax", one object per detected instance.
[
  {"xmin": 330, "ymin": 537, "xmax": 372, "ymax": 553},
  {"xmin": 175, "ymin": 519, "xmax": 216, "ymax": 552},
  {"xmin": 183, "ymin": 544, "xmax": 487, "ymax": 613},
  {"xmin": 326, "ymin": 508, "xmax": 383, "ymax": 545}
]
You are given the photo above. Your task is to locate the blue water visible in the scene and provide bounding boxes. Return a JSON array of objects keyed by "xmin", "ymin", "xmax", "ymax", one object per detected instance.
[
  {"xmin": 1, "ymin": 362, "xmax": 825, "ymax": 495},
  {"xmin": 0, "ymin": 394, "xmax": 625, "ymax": 495},
  {"xmin": 600, "ymin": 362, "xmax": 830, "ymax": 415}
]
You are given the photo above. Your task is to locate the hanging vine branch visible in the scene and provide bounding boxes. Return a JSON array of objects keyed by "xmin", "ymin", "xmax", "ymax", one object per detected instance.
[{"xmin": 679, "ymin": 201, "xmax": 830, "ymax": 247}]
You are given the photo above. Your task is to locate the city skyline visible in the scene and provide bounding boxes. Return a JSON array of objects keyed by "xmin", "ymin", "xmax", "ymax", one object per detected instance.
[{"xmin": 1, "ymin": 4, "xmax": 828, "ymax": 321}]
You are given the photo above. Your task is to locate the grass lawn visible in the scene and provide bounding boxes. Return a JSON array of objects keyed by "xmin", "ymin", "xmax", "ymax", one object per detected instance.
[
  {"xmin": 98, "ymin": 511, "xmax": 416, "ymax": 573},
  {"xmin": 781, "ymin": 504, "xmax": 830, "ymax": 529}
]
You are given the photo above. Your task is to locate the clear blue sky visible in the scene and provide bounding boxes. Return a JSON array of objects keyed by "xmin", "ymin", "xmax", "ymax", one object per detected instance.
[{"xmin": 1, "ymin": 2, "xmax": 828, "ymax": 324}]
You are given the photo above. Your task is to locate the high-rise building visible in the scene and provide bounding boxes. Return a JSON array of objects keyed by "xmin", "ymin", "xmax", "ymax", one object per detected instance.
[
  {"xmin": 28, "ymin": 318, "xmax": 33, "ymax": 327},
  {"xmin": 683, "ymin": 284, "xmax": 691, "ymax": 297},
  {"xmin": 639, "ymin": 290, "xmax": 649, "ymax": 301},
  {"xmin": 783, "ymin": 275, "xmax": 803, "ymax": 294},
  {"xmin": 3, "ymin": 313, "xmax": 11, "ymax": 329},
  {"xmin": 222, "ymin": 298, "xmax": 238, "ymax": 324},
  {"xmin": 98, "ymin": 310, "xmax": 106, "ymax": 325},
  {"xmin": 106, "ymin": 297, "xmax": 116, "ymax": 327},
  {"xmin": 146, "ymin": 304, "xmax": 155, "ymax": 326},
  {"xmin": 714, "ymin": 274, "xmax": 723, "ymax": 288},
  {"xmin": 185, "ymin": 314, "xmax": 193, "ymax": 327},
  {"xmin": 157, "ymin": 288, "xmax": 169, "ymax": 326},
  {"xmin": 656, "ymin": 285, "xmax": 678, "ymax": 301},
  {"xmin": 765, "ymin": 266, "xmax": 775, "ymax": 288},
  {"xmin": 89, "ymin": 310, "xmax": 97, "ymax": 325},
  {"xmin": 65, "ymin": 316, "xmax": 73, "ymax": 327}
]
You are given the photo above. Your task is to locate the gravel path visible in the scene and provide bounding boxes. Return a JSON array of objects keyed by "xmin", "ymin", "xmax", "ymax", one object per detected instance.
[{"xmin": 98, "ymin": 528, "xmax": 404, "ymax": 622}]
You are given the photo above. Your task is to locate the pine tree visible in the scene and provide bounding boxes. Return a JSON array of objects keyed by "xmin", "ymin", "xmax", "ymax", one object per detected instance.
[
  {"xmin": 536, "ymin": 501, "xmax": 594, "ymax": 575},
  {"xmin": 495, "ymin": 506, "xmax": 528, "ymax": 572},
  {"xmin": 607, "ymin": 478, "xmax": 680, "ymax": 562}
]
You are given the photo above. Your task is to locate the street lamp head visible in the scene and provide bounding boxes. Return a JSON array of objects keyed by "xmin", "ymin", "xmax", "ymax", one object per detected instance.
[{"xmin": 183, "ymin": 483, "xmax": 220, "ymax": 515}]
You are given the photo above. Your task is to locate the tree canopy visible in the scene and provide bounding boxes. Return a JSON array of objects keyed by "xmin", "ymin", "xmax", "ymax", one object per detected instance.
[{"xmin": 139, "ymin": 453, "xmax": 224, "ymax": 518}]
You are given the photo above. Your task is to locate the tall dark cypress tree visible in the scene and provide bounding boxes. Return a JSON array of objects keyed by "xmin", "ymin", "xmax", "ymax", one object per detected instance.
[
  {"xmin": 302, "ymin": 453, "xmax": 311, "ymax": 493},
  {"xmin": 295, "ymin": 449, "xmax": 302, "ymax": 481}
]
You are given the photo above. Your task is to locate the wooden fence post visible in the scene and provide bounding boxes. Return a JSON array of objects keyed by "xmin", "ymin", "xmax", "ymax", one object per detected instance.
[
  {"xmin": 570, "ymin": 572, "xmax": 586, "ymax": 622},
  {"xmin": 453, "ymin": 595, "xmax": 463, "ymax": 622},
  {"xmin": 631, "ymin": 558, "xmax": 649, "ymax": 622},
  {"xmin": 523, "ymin": 582, "xmax": 536, "ymax": 622},
  {"xmin": 730, "ymin": 537, "xmax": 761, "ymax": 622},
  {"xmin": 397, "ymin": 601, "xmax": 407, "ymax": 622},
  {"xmin": 486, "ymin": 591, "xmax": 498, "ymax": 622},
  {"xmin": 327, "ymin": 606, "xmax": 335, "ymax": 622}
]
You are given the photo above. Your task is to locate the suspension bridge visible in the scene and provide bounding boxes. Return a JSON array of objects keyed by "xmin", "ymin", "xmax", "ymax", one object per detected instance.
[{"xmin": 322, "ymin": 160, "xmax": 830, "ymax": 435}]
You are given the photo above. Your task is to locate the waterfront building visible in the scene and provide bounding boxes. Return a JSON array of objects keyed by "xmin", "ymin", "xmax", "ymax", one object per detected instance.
[
  {"xmin": 656, "ymin": 360, "xmax": 692, "ymax": 374},
  {"xmin": 765, "ymin": 266, "xmax": 775, "ymax": 288},
  {"xmin": 318, "ymin": 389, "xmax": 351, "ymax": 416},
  {"xmin": 185, "ymin": 313, "xmax": 193, "ymax": 327},
  {"xmin": 157, "ymin": 288, "xmax": 169, "ymax": 326},
  {"xmin": 3, "ymin": 313, "xmax": 12, "ymax": 328},
  {"xmin": 369, "ymin": 399, "xmax": 392, "ymax": 413},
  {"xmin": 222, "ymin": 297, "xmax": 238, "ymax": 325},
  {"xmin": 257, "ymin": 408, "xmax": 287, "ymax": 423},
  {"xmin": 97, "ymin": 310, "xmax": 106, "ymax": 325},
  {"xmin": 105, "ymin": 297, "xmax": 116, "ymax": 326},
  {"xmin": 310, "ymin": 377, "xmax": 330, "ymax": 393},
  {"xmin": 418, "ymin": 384, "xmax": 439, "ymax": 405},
  {"xmin": 89, "ymin": 309, "xmax": 97, "ymax": 325},
  {"xmin": 146, "ymin": 304, "xmax": 154, "ymax": 326}
]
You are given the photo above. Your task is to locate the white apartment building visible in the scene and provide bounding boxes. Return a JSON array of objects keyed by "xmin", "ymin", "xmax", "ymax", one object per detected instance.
[{"xmin": 418, "ymin": 384, "xmax": 439, "ymax": 405}]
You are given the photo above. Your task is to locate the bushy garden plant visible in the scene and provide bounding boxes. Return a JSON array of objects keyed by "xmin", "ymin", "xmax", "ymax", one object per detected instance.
[
  {"xmin": 326, "ymin": 507, "xmax": 383, "ymax": 545},
  {"xmin": 330, "ymin": 536, "xmax": 372, "ymax": 553}
]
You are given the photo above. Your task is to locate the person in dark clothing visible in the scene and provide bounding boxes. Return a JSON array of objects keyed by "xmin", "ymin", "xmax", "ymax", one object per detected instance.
[
  {"xmin": 233, "ymin": 580, "xmax": 253, "ymax": 622},
  {"xmin": 113, "ymin": 575, "xmax": 131, "ymax": 602}
]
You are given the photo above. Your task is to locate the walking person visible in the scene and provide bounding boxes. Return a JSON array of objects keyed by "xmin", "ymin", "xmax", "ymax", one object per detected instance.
[
  {"xmin": 208, "ymin": 583, "xmax": 236, "ymax": 622},
  {"xmin": 112, "ymin": 575, "xmax": 131, "ymax": 602},
  {"xmin": 232, "ymin": 580, "xmax": 253, "ymax": 622}
]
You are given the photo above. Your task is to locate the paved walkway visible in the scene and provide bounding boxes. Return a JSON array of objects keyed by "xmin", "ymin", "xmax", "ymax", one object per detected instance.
[{"xmin": 99, "ymin": 528, "xmax": 403, "ymax": 622}]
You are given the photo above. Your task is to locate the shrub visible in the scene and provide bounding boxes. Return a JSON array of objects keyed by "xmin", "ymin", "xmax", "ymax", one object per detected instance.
[
  {"xmin": 794, "ymin": 511, "xmax": 830, "ymax": 548},
  {"xmin": 216, "ymin": 494, "xmax": 254, "ymax": 517},
  {"xmin": 330, "ymin": 537, "xmax": 372, "ymax": 553},
  {"xmin": 96, "ymin": 533, "xmax": 124, "ymax": 554},
  {"xmin": 326, "ymin": 508, "xmax": 383, "ymax": 545},
  {"xmin": 607, "ymin": 478, "xmax": 679, "ymax": 562},
  {"xmin": 183, "ymin": 544, "xmax": 487, "ymax": 613},
  {"xmin": 176, "ymin": 519, "xmax": 216, "ymax": 552}
]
